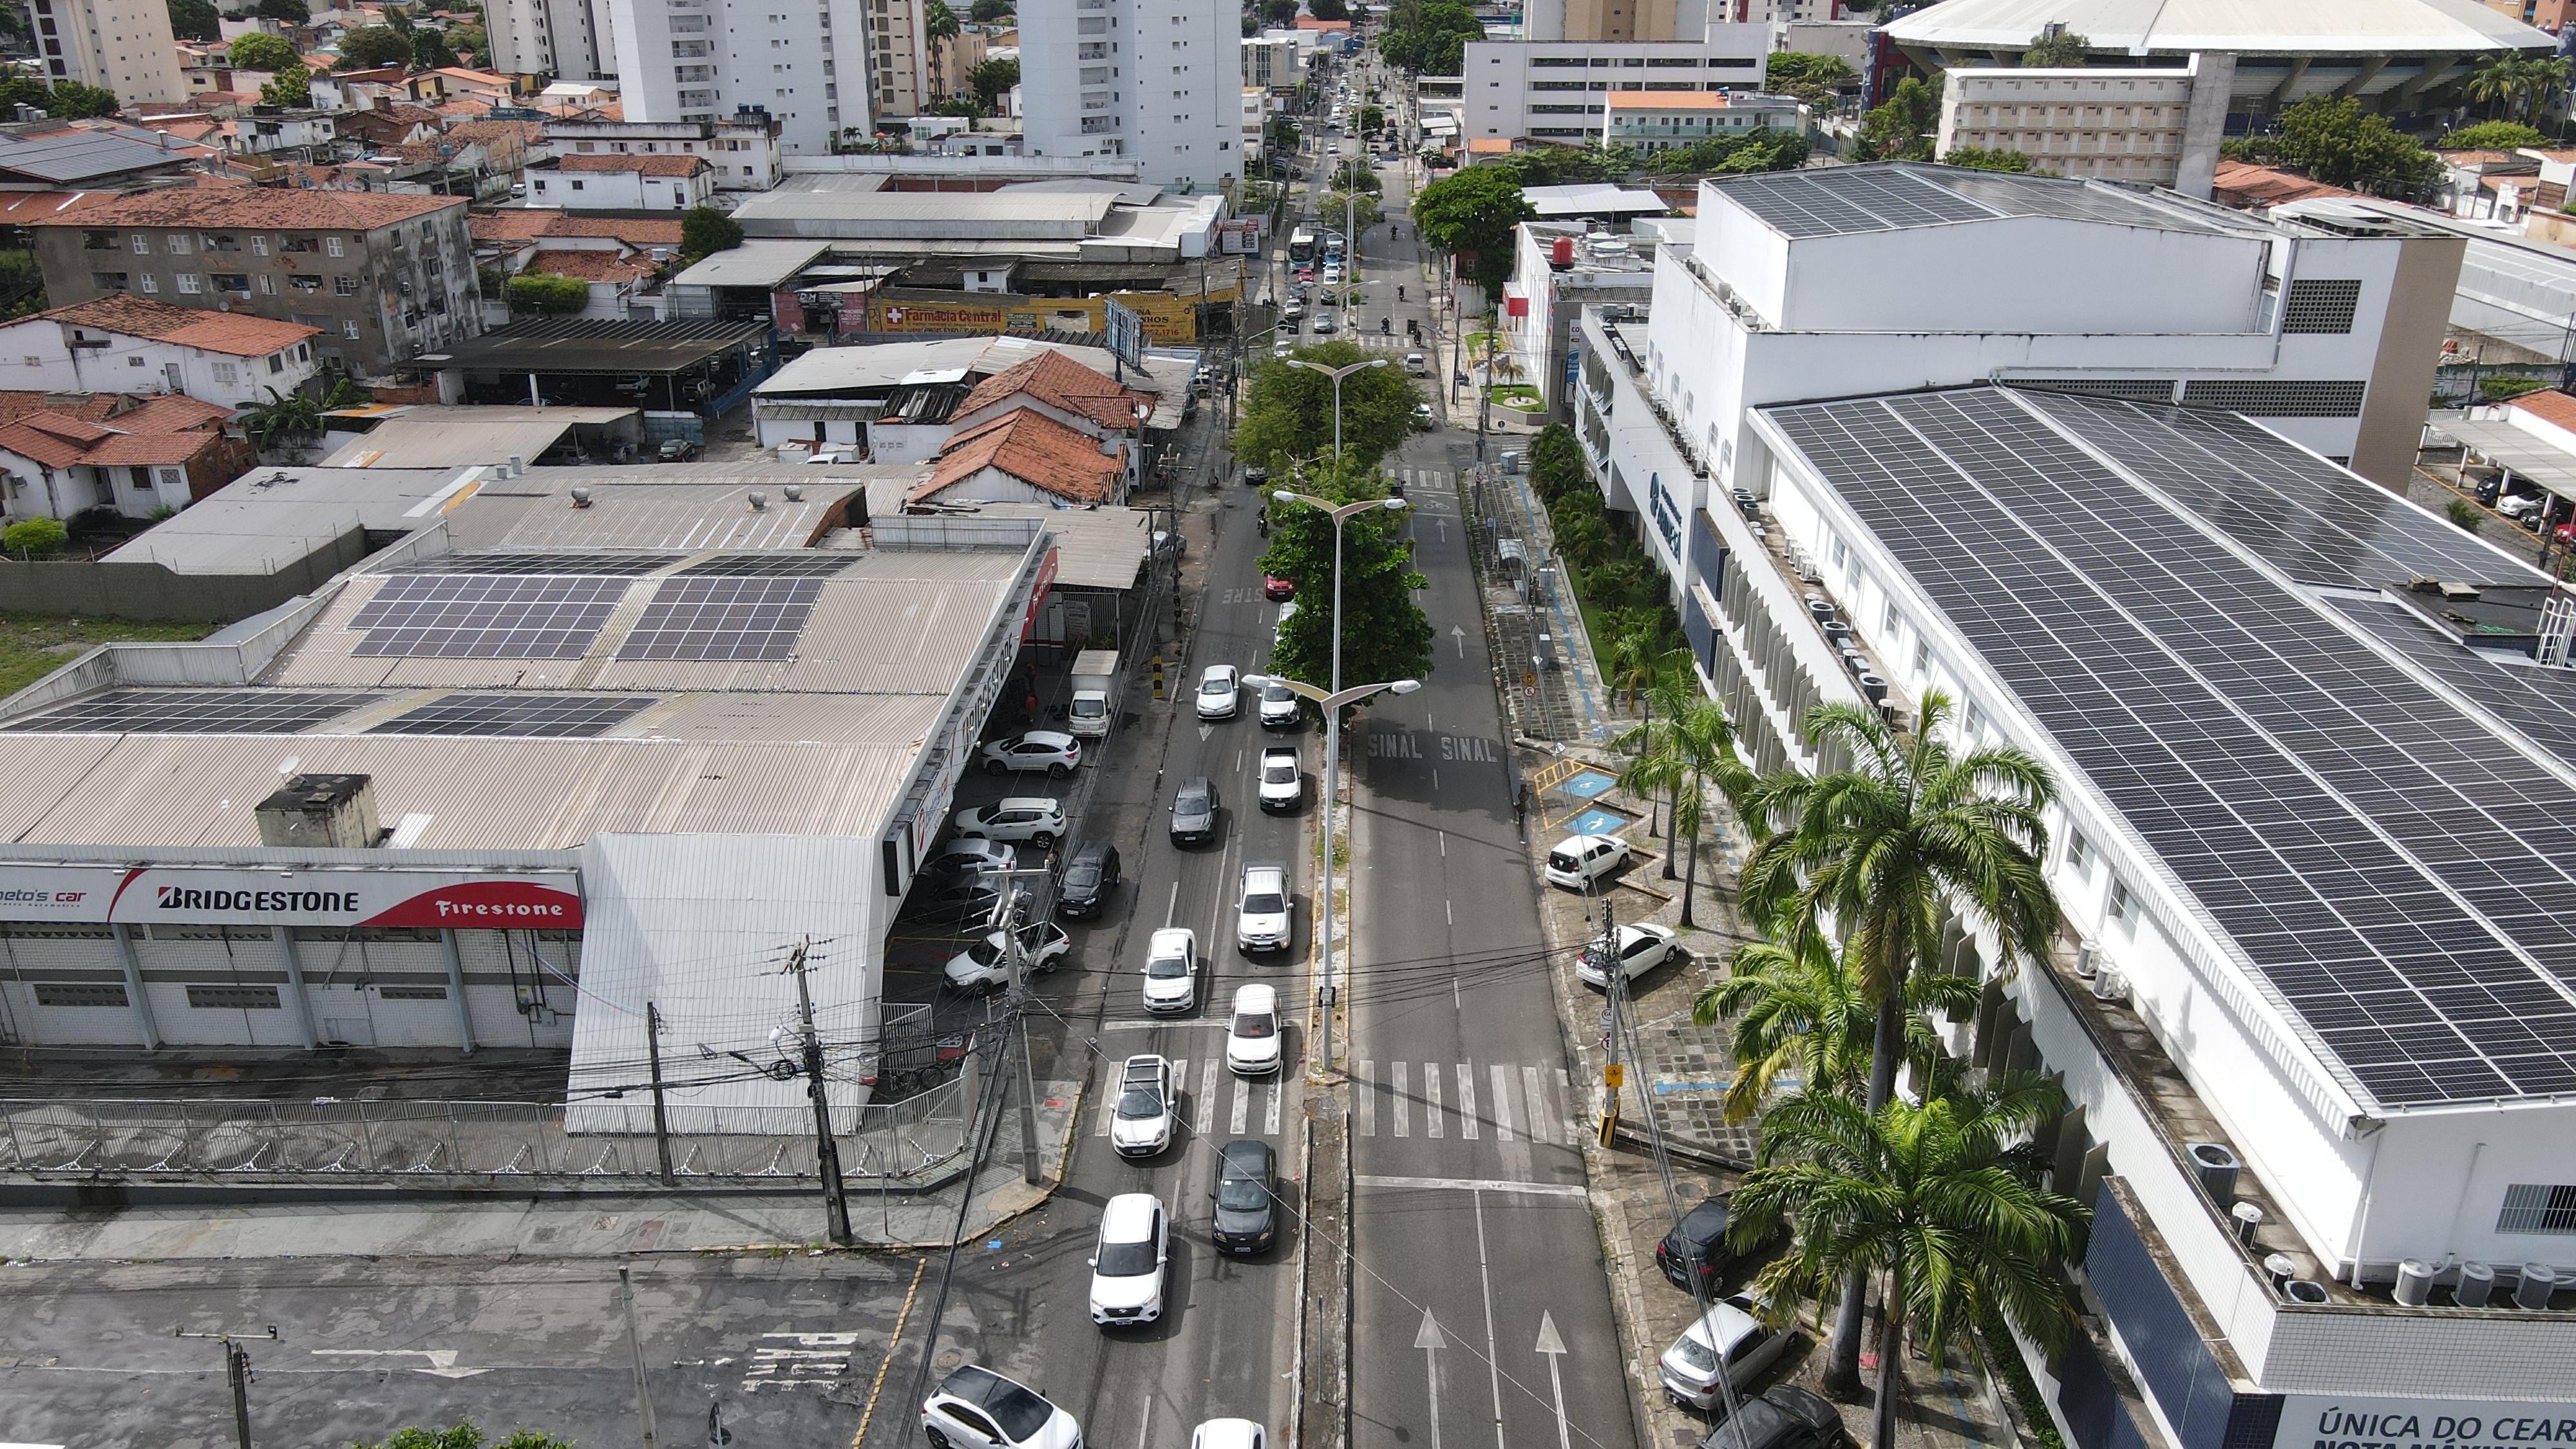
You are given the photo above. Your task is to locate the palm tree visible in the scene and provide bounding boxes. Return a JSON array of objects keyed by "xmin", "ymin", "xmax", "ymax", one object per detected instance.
[
  {"xmin": 1728, "ymin": 1077, "xmax": 2088, "ymax": 1449},
  {"xmin": 1615, "ymin": 663, "xmax": 1733, "ymax": 884},
  {"xmin": 1664, "ymin": 693, "xmax": 1751, "ymax": 929},
  {"xmin": 2465, "ymin": 53, "xmax": 2518, "ymax": 119},
  {"xmin": 1735, "ymin": 689, "xmax": 2060, "ymax": 1392},
  {"xmin": 241, "ymin": 386, "xmax": 325, "ymax": 450},
  {"xmin": 1601, "ymin": 617, "xmax": 1669, "ymax": 710},
  {"xmin": 1693, "ymin": 933, "xmax": 1979, "ymax": 1124}
]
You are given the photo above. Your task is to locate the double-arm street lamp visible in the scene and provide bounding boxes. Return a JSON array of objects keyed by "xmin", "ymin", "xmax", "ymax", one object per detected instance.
[
  {"xmin": 1283, "ymin": 355, "xmax": 1387, "ymax": 464},
  {"xmin": 1264, "ymin": 484, "xmax": 1413, "ymax": 1074}
]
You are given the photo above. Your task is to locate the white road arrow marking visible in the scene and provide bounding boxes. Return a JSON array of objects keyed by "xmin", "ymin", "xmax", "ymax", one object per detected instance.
[
  {"xmin": 1416, "ymin": 1309, "xmax": 1448, "ymax": 1449},
  {"xmin": 310, "ymin": 1348, "xmax": 489, "ymax": 1379},
  {"xmin": 1452, "ymin": 625, "xmax": 1466, "ymax": 658},
  {"xmin": 1536, "ymin": 1312, "xmax": 1571, "ymax": 1449},
  {"xmin": 1199, "ymin": 723, "xmax": 1215, "ymax": 740}
]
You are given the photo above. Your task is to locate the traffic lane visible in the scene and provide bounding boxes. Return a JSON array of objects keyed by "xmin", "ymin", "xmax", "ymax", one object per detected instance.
[{"xmin": 0, "ymin": 1252, "xmax": 938, "ymax": 1449}]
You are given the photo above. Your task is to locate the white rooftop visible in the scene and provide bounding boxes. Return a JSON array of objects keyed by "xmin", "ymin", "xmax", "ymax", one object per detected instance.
[
  {"xmin": 668, "ymin": 238, "xmax": 832, "ymax": 289},
  {"xmin": 1887, "ymin": 0, "xmax": 2551, "ymax": 55}
]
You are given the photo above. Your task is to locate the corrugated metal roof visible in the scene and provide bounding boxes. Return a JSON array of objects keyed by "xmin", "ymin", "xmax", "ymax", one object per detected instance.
[
  {"xmin": 493, "ymin": 484, "xmax": 853, "ymax": 549},
  {"xmin": 323, "ymin": 410, "xmax": 638, "ymax": 469},
  {"xmin": 667, "ymin": 238, "xmax": 831, "ymax": 289},
  {"xmin": 97, "ymin": 466, "xmax": 472, "ymax": 576},
  {"xmin": 952, "ymin": 502, "xmax": 1151, "ymax": 590}
]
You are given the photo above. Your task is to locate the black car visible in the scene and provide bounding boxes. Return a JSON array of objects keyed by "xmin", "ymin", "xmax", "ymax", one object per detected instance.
[
  {"xmin": 1055, "ymin": 840, "xmax": 1123, "ymax": 919},
  {"xmin": 1171, "ymin": 776, "xmax": 1219, "ymax": 846},
  {"xmin": 1658, "ymin": 1193, "xmax": 1741, "ymax": 1292},
  {"xmin": 657, "ymin": 437, "xmax": 701, "ymax": 462},
  {"xmin": 1211, "ymin": 1138, "xmax": 1278, "ymax": 1254},
  {"xmin": 1698, "ymin": 1387, "xmax": 1843, "ymax": 1449},
  {"xmin": 1244, "ymin": 464, "xmax": 1271, "ymax": 489},
  {"xmin": 903, "ymin": 866, "xmax": 1027, "ymax": 927}
]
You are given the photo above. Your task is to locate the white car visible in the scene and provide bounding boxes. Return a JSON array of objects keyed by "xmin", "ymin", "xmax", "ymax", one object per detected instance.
[
  {"xmin": 949, "ymin": 797, "xmax": 1066, "ymax": 848},
  {"xmin": 1191, "ymin": 1420, "xmax": 1267, "ymax": 1449},
  {"xmin": 1197, "ymin": 663, "xmax": 1241, "ymax": 720},
  {"xmin": 1236, "ymin": 863, "xmax": 1290, "ymax": 954},
  {"xmin": 944, "ymin": 922, "xmax": 1074, "ymax": 992},
  {"xmin": 1227, "ymin": 983, "xmax": 1282, "ymax": 1075},
  {"xmin": 1089, "ymin": 1192, "xmax": 1171, "ymax": 1328},
  {"xmin": 1141, "ymin": 926, "xmax": 1200, "ymax": 1013},
  {"xmin": 1658, "ymin": 1295, "xmax": 1790, "ymax": 1411},
  {"xmin": 1258, "ymin": 679, "xmax": 1302, "ymax": 728},
  {"xmin": 928, "ymin": 837, "xmax": 1017, "ymax": 876},
  {"xmin": 2499, "ymin": 491, "xmax": 2545, "ymax": 521},
  {"xmin": 1544, "ymin": 833, "xmax": 1630, "ymax": 891},
  {"xmin": 1577, "ymin": 922, "xmax": 1681, "ymax": 988},
  {"xmin": 1257, "ymin": 745, "xmax": 1303, "ymax": 812},
  {"xmin": 979, "ymin": 731, "xmax": 1083, "ymax": 777},
  {"xmin": 921, "ymin": 1365, "xmax": 1083, "ymax": 1449},
  {"xmin": 1111, "ymin": 1054, "xmax": 1176, "ymax": 1157},
  {"xmin": 1311, "ymin": 312, "xmax": 1339, "ymax": 336}
]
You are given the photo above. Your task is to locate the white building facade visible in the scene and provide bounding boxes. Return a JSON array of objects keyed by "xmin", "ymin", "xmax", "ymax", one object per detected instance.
[
  {"xmin": 602, "ymin": 0, "xmax": 887, "ymax": 155},
  {"xmin": 1019, "ymin": 0, "xmax": 1240, "ymax": 189},
  {"xmin": 1462, "ymin": 33, "xmax": 1770, "ymax": 148},
  {"xmin": 484, "ymin": 0, "xmax": 612, "ymax": 81},
  {"xmin": 1935, "ymin": 54, "xmax": 2233, "ymax": 198},
  {"xmin": 545, "ymin": 114, "xmax": 784, "ymax": 191},
  {"xmin": 0, "ymin": 298, "xmax": 320, "ymax": 406},
  {"xmin": 28, "ymin": 0, "xmax": 184, "ymax": 106}
]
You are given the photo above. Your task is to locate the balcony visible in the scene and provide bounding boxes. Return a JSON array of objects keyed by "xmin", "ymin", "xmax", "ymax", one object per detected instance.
[
  {"xmin": 670, "ymin": 39, "xmax": 711, "ymax": 57},
  {"xmin": 675, "ymin": 64, "xmax": 716, "ymax": 82},
  {"xmin": 1079, "ymin": 41, "xmax": 1107, "ymax": 58}
]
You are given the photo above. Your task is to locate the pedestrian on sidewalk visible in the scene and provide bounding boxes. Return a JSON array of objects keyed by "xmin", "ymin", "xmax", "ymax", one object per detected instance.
[{"xmin": 1513, "ymin": 782, "xmax": 1528, "ymax": 830}]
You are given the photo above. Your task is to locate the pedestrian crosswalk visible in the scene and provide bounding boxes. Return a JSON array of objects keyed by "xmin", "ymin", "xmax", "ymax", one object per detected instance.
[
  {"xmin": 1092, "ymin": 1056, "xmax": 1298, "ymax": 1142},
  {"xmin": 1354, "ymin": 1061, "xmax": 1578, "ymax": 1144},
  {"xmin": 1393, "ymin": 466, "xmax": 1457, "ymax": 498}
]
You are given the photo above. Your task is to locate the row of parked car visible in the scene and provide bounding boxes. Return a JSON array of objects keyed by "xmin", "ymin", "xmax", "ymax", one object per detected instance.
[{"xmin": 922, "ymin": 1367, "xmax": 1271, "ymax": 1449}]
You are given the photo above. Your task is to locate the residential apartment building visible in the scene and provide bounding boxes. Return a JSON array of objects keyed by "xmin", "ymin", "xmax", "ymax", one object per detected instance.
[
  {"xmin": 545, "ymin": 114, "xmax": 784, "ymax": 191},
  {"xmin": 1243, "ymin": 33, "xmax": 1307, "ymax": 93},
  {"xmin": 28, "ymin": 189, "xmax": 480, "ymax": 378},
  {"xmin": 0, "ymin": 294, "xmax": 320, "ymax": 406},
  {"xmin": 1462, "ymin": 33, "xmax": 1770, "ymax": 147},
  {"xmin": 1519, "ymin": 0, "xmax": 1839, "ymax": 42},
  {"xmin": 1935, "ymin": 54, "xmax": 2233, "ymax": 198},
  {"xmin": 28, "ymin": 0, "xmax": 185, "ymax": 108},
  {"xmin": 869, "ymin": 0, "xmax": 931, "ymax": 119},
  {"xmin": 925, "ymin": 26, "xmax": 991, "ymax": 107},
  {"xmin": 1602, "ymin": 89, "xmax": 1799, "ymax": 151},
  {"xmin": 1500, "ymin": 219, "xmax": 1665, "ymax": 417},
  {"xmin": 1569, "ymin": 164, "xmax": 2460, "ymax": 603},
  {"xmin": 602, "ymin": 0, "xmax": 893, "ymax": 155},
  {"xmin": 484, "ymin": 0, "xmax": 612, "ymax": 80},
  {"xmin": 525, "ymin": 153, "xmax": 716, "ymax": 210},
  {"xmin": 1018, "ymin": 0, "xmax": 1240, "ymax": 189}
]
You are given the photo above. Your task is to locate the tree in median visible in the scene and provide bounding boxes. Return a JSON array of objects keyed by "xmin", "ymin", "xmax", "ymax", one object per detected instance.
[
  {"xmin": 1257, "ymin": 455, "xmax": 1433, "ymax": 698},
  {"xmin": 1412, "ymin": 164, "xmax": 1533, "ymax": 298},
  {"xmin": 1233, "ymin": 340, "xmax": 1421, "ymax": 473},
  {"xmin": 227, "ymin": 30, "xmax": 299, "ymax": 71}
]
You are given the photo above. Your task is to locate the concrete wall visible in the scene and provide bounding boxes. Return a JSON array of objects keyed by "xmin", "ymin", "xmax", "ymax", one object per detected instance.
[{"xmin": 0, "ymin": 535, "xmax": 371, "ymax": 623}]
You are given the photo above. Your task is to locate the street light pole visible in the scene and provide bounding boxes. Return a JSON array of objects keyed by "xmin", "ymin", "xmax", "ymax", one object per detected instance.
[
  {"xmin": 1283, "ymin": 355, "xmax": 1387, "ymax": 469},
  {"xmin": 1263, "ymin": 488, "xmax": 1412, "ymax": 1075}
]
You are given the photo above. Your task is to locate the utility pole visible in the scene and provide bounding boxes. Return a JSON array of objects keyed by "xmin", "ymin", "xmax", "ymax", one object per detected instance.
[
  {"xmin": 786, "ymin": 939, "xmax": 853, "ymax": 1246},
  {"xmin": 175, "ymin": 1324, "xmax": 274, "ymax": 1449},
  {"xmin": 620, "ymin": 1266, "xmax": 661, "ymax": 1449},
  {"xmin": 645, "ymin": 999, "xmax": 674, "ymax": 1186},
  {"xmin": 1595, "ymin": 893, "xmax": 1622, "ymax": 1148},
  {"xmin": 1001, "ymin": 884, "xmax": 1043, "ymax": 1185}
]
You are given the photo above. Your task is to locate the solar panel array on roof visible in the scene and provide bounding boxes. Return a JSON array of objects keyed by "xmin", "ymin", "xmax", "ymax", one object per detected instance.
[
  {"xmin": 0, "ymin": 688, "xmax": 383, "ymax": 734},
  {"xmin": 350, "ymin": 574, "xmax": 629, "ymax": 658},
  {"xmin": 1708, "ymin": 164, "xmax": 2249, "ymax": 240},
  {"xmin": 368, "ymin": 692, "xmax": 661, "ymax": 739},
  {"xmin": 675, "ymin": 554, "xmax": 858, "ymax": 578},
  {"xmin": 2332, "ymin": 598, "xmax": 2576, "ymax": 763},
  {"xmin": 616, "ymin": 576, "xmax": 824, "ymax": 661},
  {"xmin": 393, "ymin": 552, "xmax": 676, "ymax": 576},
  {"xmin": 1760, "ymin": 386, "xmax": 2576, "ymax": 1110}
]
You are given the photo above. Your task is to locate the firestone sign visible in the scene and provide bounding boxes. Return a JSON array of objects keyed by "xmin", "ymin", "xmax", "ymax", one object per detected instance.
[
  {"xmin": 0, "ymin": 866, "xmax": 583, "ymax": 929},
  {"xmin": 2282, "ymin": 1397, "xmax": 2576, "ymax": 1449}
]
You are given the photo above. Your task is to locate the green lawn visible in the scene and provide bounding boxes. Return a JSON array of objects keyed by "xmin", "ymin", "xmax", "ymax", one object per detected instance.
[
  {"xmin": 1486, "ymin": 383, "xmax": 1545, "ymax": 411},
  {"xmin": 0, "ymin": 611, "xmax": 211, "ymax": 698}
]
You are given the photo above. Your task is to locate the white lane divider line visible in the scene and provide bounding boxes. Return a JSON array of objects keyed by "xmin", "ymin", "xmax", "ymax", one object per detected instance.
[
  {"xmin": 1199, "ymin": 1057, "xmax": 1219, "ymax": 1134},
  {"xmin": 1455, "ymin": 1063, "xmax": 1479, "ymax": 1141},
  {"xmin": 1358, "ymin": 1061, "xmax": 1378, "ymax": 1137},
  {"xmin": 1491, "ymin": 1063, "xmax": 1516, "ymax": 1144},
  {"xmin": 1394, "ymin": 1060, "xmax": 1410, "ymax": 1138},
  {"xmin": 1229, "ymin": 1074, "xmax": 1251, "ymax": 1136},
  {"xmin": 1265, "ymin": 1076, "xmax": 1284, "ymax": 1135},
  {"xmin": 1425, "ymin": 1063, "xmax": 1443, "ymax": 1139}
]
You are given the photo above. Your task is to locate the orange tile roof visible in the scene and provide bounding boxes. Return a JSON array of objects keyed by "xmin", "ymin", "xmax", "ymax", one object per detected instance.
[
  {"xmin": 956, "ymin": 349, "xmax": 1157, "ymax": 431},
  {"xmin": 1606, "ymin": 90, "xmax": 1768, "ymax": 110},
  {"xmin": 471, "ymin": 207, "xmax": 560, "ymax": 242},
  {"xmin": 0, "ymin": 191, "xmax": 104, "ymax": 223},
  {"xmin": 2209, "ymin": 159, "xmax": 2354, "ymax": 207},
  {"xmin": 545, "ymin": 214, "xmax": 685, "ymax": 245},
  {"xmin": 2507, "ymin": 388, "xmax": 2576, "ymax": 433},
  {"xmin": 0, "ymin": 393, "xmax": 231, "ymax": 469},
  {"xmin": 1467, "ymin": 138, "xmax": 1512, "ymax": 155},
  {"xmin": 555, "ymin": 153, "xmax": 710, "ymax": 177},
  {"xmin": 28, "ymin": 186, "xmax": 464, "ymax": 231},
  {"xmin": 915, "ymin": 409, "xmax": 1124, "ymax": 506},
  {"xmin": 524, "ymin": 247, "xmax": 655, "ymax": 283},
  {"xmin": 34, "ymin": 295, "xmax": 319, "ymax": 357}
]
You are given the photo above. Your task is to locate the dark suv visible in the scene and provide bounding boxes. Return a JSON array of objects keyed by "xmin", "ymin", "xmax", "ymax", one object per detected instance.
[
  {"xmin": 1170, "ymin": 776, "xmax": 1219, "ymax": 847},
  {"xmin": 1055, "ymin": 840, "xmax": 1122, "ymax": 919},
  {"xmin": 1211, "ymin": 1138, "xmax": 1279, "ymax": 1254},
  {"xmin": 1698, "ymin": 1387, "xmax": 1843, "ymax": 1449},
  {"xmin": 1657, "ymin": 1193, "xmax": 1741, "ymax": 1293}
]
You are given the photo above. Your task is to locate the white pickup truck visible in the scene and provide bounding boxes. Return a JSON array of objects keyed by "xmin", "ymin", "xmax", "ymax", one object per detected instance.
[{"xmin": 1236, "ymin": 861, "xmax": 1291, "ymax": 954}]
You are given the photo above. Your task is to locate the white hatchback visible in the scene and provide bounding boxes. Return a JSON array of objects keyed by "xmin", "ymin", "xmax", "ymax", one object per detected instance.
[
  {"xmin": 1577, "ymin": 922, "xmax": 1681, "ymax": 988},
  {"xmin": 1544, "ymin": 833, "xmax": 1630, "ymax": 891},
  {"xmin": 1141, "ymin": 926, "xmax": 1200, "ymax": 1013},
  {"xmin": 1088, "ymin": 1192, "xmax": 1170, "ymax": 1328},
  {"xmin": 1227, "ymin": 983, "xmax": 1282, "ymax": 1075}
]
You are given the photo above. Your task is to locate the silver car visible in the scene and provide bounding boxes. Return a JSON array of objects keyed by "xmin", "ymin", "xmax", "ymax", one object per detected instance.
[{"xmin": 1659, "ymin": 1296, "xmax": 1789, "ymax": 1411}]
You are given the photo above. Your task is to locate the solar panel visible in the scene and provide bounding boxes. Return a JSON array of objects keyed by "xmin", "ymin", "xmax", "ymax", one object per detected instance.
[
  {"xmin": 368, "ymin": 692, "xmax": 660, "ymax": 739},
  {"xmin": 391, "ymin": 553, "xmax": 676, "ymax": 576},
  {"xmin": 2332, "ymin": 598, "xmax": 2576, "ymax": 763},
  {"xmin": 676, "ymin": 554, "xmax": 858, "ymax": 578},
  {"xmin": 1709, "ymin": 165, "xmax": 2245, "ymax": 241},
  {"xmin": 349, "ymin": 574, "xmax": 629, "ymax": 659},
  {"xmin": 1759, "ymin": 387, "xmax": 2576, "ymax": 1110},
  {"xmin": 0, "ymin": 688, "xmax": 383, "ymax": 734},
  {"xmin": 616, "ymin": 576, "xmax": 824, "ymax": 661}
]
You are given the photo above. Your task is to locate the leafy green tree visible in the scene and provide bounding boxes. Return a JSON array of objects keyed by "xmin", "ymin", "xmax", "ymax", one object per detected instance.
[
  {"xmin": 1601, "ymin": 625, "xmax": 1670, "ymax": 708},
  {"xmin": 1528, "ymin": 422, "xmax": 1584, "ymax": 504},
  {"xmin": 1857, "ymin": 73, "xmax": 1940, "ymax": 160},
  {"xmin": 260, "ymin": 62, "xmax": 312, "ymax": 106},
  {"xmin": 1311, "ymin": 0, "xmax": 1349, "ymax": 18},
  {"xmin": 1763, "ymin": 51, "xmax": 1854, "ymax": 108},
  {"xmin": 1639, "ymin": 126, "xmax": 1804, "ymax": 176},
  {"xmin": 1257, "ymin": 454, "xmax": 1433, "ymax": 700},
  {"xmin": 1736, "ymin": 690, "xmax": 2061, "ymax": 1393},
  {"xmin": 508, "ymin": 272, "xmax": 591, "ymax": 313},
  {"xmin": 3, "ymin": 516, "xmax": 67, "ymax": 557},
  {"xmin": 2480, "ymin": 374, "xmax": 2548, "ymax": 401},
  {"xmin": 1259, "ymin": 0, "xmax": 1298, "ymax": 25},
  {"xmin": 2438, "ymin": 120, "xmax": 2546, "ymax": 152},
  {"xmin": 1269, "ymin": 116, "xmax": 1301, "ymax": 152},
  {"xmin": 2448, "ymin": 497, "xmax": 2486, "ymax": 533},
  {"xmin": 1233, "ymin": 339, "xmax": 1422, "ymax": 472},
  {"xmin": 1327, "ymin": 191, "xmax": 1383, "ymax": 231},
  {"xmin": 969, "ymin": 0, "xmax": 1012, "ymax": 17},
  {"xmin": 1694, "ymin": 931, "xmax": 1978, "ymax": 1124},
  {"xmin": 323, "ymin": 375, "xmax": 371, "ymax": 409},
  {"xmin": 2017, "ymin": 26, "xmax": 2090, "ymax": 66},
  {"xmin": 227, "ymin": 30, "xmax": 299, "ymax": 71},
  {"xmin": 41, "ymin": 80, "xmax": 117, "ymax": 118},
  {"xmin": 2243, "ymin": 96, "xmax": 2442, "ymax": 195},
  {"xmin": 1613, "ymin": 685, "xmax": 1748, "ymax": 927},
  {"xmin": 336, "ymin": 24, "xmax": 415, "ymax": 68},
  {"xmin": 352, "ymin": 1423, "xmax": 575, "ymax": 1449},
  {"xmin": 1940, "ymin": 145, "xmax": 2032, "ymax": 172},
  {"xmin": 1730, "ymin": 1077, "xmax": 2087, "ymax": 1449},
  {"xmin": 166, "ymin": 0, "xmax": 221, "ymax": 42},
  {"xmin": 1378, "ymin": 1, "xmax": 1481, "ymax": 75},
  {"xmin": 969, "ymin": 56, "xmax": 1018, "ymax": 108},
  {"xmin": 926, "ymin": 0, "xmax": 960, "ymax": 39},
  {"xmin": 447, "ymin": 24, "xmax": 489, "ymax": 59},
  {"xmin": 1413, "ymin": 164, "xmax": 1533, "ymax": 296},
  {"xmin": 1356, "ymin": 103, "xmax": 1383, "ymax": 135},
  {"xmin": 243, "ymin": 386, "xmax": 325, "ymax": 446},
  {"xmin": 2464, "ymin": 52, "xmax": 2568, "ymax": 122},
  {"xmin": 1332, "ymin": 160, "xmax": 1381, "ymax": 193},
  {"xmin": 680, "ymin": 205, "xmax": 744, "ymax": 260},
  {"xmin": 1499, "ymin": 142, "xmax": 1633, "ymax": 185},
  {"xmin": 256, "ymin": 0, "xmax": 310, "ymax": 20},
  {"xmin": 412, "ymin": 28, "xmax": 457, "ymax": 68}
]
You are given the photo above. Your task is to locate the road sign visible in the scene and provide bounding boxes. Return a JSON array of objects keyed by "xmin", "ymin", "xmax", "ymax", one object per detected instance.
[{"xmin": 1604, "ymin": 1063, "xmax": 1624, "ymax": 1089}]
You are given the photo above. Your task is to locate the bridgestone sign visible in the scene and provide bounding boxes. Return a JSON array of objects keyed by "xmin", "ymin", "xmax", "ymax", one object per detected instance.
[{"xmin": 0, "ymin": 865, "xmax": 583, "ymax": 928}]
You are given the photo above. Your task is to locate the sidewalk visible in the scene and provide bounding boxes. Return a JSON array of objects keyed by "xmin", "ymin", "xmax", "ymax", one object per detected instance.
[{"xmin": 0, "ymin": 1077, "xmax": 1077, "ymax": 1260}]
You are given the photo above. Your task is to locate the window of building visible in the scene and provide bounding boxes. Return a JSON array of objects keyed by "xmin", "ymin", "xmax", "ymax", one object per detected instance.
[
  {"xmin": 343, "ymin": 319, "xmax": 362, "ymax": 339},
  {"xmin": 138, "ymin": 273, "xmax": 157, "ymax": 293},
  {"xmin": 2066, "ymin": 829, "xmax": 2093, "ymax": 876},
  {"xmin": 186, "ymin": 983, "xmax": 281, "ymax": 1010},
  {"xmin": 213, "ymin": 274, "xmax": 249, "ymax": 295},
  {"xmin": 2108, "ymin": 879, "xmax": 2139, "ymax": 933},
  {"xmin": 33, "ymin": 982, "xmax": 127, "ymax": 1007},
  {"xmin": 167, "ymin": 233, "xmax": 191, "ymax": 255},
  {"xmin": 325, "ymin": 236, "xmax": 345, "ymax": 257},
  {"xmin": 2498, "ymin": 1184, "xmax": 2576, "ymax": 1235},
  {"xmin": 334, "ymin": 276, "xmax": 357, "ymax": 296},
  {"xmin": 130, "ymin": 233, "xmax": 149, "ymax": 253},
  {"xmin": 174, "ymin": 272, "xmax": 200, "ymax": 294}
]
